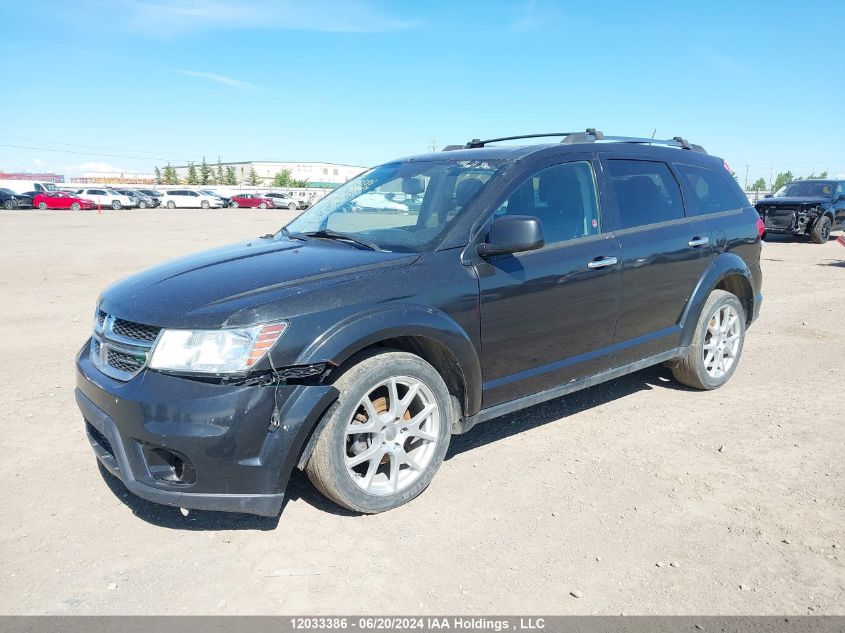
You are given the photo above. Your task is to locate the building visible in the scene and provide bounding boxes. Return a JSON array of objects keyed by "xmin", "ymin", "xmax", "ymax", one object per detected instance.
[
  {"xmin": 171, "ymin": 161, "xmax": 368, "ymax": 188},
  {"xmin": 71, "ymin": 171, "xmax": 157, "ymax": 185},
  {"xmin": 0, "ymin": 171, "xmax": 65, "ymax": 183}
]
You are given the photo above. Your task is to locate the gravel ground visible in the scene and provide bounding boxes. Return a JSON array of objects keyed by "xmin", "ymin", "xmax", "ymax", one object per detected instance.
[{"xmin": 0, "ymin": 209, "xmax": 842, "ymax": 615}]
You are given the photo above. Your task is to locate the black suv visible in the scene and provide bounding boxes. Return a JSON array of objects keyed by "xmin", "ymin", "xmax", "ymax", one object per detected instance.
[
  {"xmin": 75, "ymin": 131, "xmax": 763, "ymax": 517},
  {"xmin": 755, "ymin": 179, "xmax": 845, "ymax": 243}
]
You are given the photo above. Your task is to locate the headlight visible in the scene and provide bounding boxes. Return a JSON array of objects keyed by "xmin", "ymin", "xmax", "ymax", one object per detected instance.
[{"xmin": 149, "ymin": 322, "xmax": 287, "ymax": 374}]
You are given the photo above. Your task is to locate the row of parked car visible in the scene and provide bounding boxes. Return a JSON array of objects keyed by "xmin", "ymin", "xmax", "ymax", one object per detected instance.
[{"xmin": 0, "ymin": 186, "xmax": 310, "ymax": 211}]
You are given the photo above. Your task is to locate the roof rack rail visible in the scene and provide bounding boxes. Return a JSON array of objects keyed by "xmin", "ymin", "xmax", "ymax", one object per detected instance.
[
  {"xmin": 443, "ymin": 129, "xmax": 707, "ymax": 154},
  {"xmin": 560, "ymin": 130, "xmax": 707, "ymax": 153},
  {"xmin": 442, "ymin": 132, "xmax": 580, "ymax": 151}
]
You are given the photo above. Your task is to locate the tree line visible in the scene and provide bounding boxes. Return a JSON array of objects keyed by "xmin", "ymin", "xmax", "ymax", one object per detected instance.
[
  {"xmin": 749, "ymin": 170, "xmax": 829, "ymax": 193},
  {"xmin": 155, "ymin": 157, "xmax": 309, "ymax": 188}
]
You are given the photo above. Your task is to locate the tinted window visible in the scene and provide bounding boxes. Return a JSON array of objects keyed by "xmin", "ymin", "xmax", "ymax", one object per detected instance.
[
  {"xmin": 676, "ymin": 163, "xmax": 742, "ymax": 214},
  {"xmin": 606, "ymin": 160, "xmax": 684, "ymax": 229},
  {"xmin": 496, "ymin": 161, "xmax": 601, "ymax": 244}
]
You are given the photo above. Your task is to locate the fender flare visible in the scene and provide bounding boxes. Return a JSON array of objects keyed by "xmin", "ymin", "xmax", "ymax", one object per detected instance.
[
  {"xmin": 679, "ymin": 253, "xmax": 754, "ymax": 348},
  {"xmin": 296, "ymin": 304, "xmax": 483, "ymax": 417}
]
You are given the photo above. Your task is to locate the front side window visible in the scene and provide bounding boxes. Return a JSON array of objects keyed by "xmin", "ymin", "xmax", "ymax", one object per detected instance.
[
  {"xmin": 606, "ymin": 159, "xmax": 684, "ymax": 229},
  {"xmin": 494, "ymin": 161, "xmax": 601, "ymax": 244},
  {"xmin": 676, "ymin": 163, "xmax": 742, "ymax": 215},
  {"xmin": 285, "ymin": 159, "xmax": 505, "ymax": 253}
]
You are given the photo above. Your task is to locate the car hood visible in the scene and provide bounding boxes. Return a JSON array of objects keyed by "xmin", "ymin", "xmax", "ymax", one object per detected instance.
[
  {"xmin": 99, "ymin": 237, "xmax": 418, "ymax": 329},
  {"xmin": 757, "ymin": 196, "xmax": 829, "ymax": 207}
]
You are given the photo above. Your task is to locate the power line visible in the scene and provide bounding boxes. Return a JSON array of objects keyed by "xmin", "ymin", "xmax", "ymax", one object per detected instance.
[{"xmin": 0, "ymin": 143, "xmax": 198, "ymax": 163}]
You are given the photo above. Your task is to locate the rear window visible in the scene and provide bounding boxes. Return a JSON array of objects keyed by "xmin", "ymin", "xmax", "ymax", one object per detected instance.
[
  {"xmin": 676, "ymin": 163, "xmax": 742, "ymax": 215},
  {"xmin": 606, "ymin": 159, "xmax": 685, "ymax": 229}
]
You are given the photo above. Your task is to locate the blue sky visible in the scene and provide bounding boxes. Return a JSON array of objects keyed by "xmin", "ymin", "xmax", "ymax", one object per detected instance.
[{"xmin": 1, "ymin": 0, "xmax": 843, "ymax": 185}]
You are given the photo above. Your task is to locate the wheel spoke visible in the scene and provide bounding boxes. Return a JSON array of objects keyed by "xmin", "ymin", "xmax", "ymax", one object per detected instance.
[
  {"xmin": 398, "ymin": 382, "xmax": 420, "ymax": 417},
  {"xmin": 346, "ymin": 443, "xmax": 382, "ymax": 468},
  {"xmin": 401, "ymin": 403, "xmax": 436, "ymax": 432},
  {"xmin": 360, "ymin": 455, "xmax": 381, "ymax": 490},
  {"xmin": 386, "ymin": 378, "xmax": 400, "ymax": 417},
  {"xmin": 399, "ymin": 448, "xmax": 424, "ymax": 472},
  {"xmin": 388, "ymin": 452, "xmax": 400, "ymax": 492}
]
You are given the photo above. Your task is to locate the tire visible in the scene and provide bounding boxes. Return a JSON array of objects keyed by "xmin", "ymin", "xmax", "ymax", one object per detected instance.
[
  {"xmin": 71, "ymin": 202, "xmax": 80, "ymax": 210},
  {"xmin": 4, "ymin": 200, "xmax": 14, "ymax": 210},
  {"xmin": 139, "ymin": 201, "xmax": 147, "ymax": 209},
  {"xmin": 111, "ymin": 200, "xmax": 122, "ymax": 210},
  {"xmin": 306, "ymin": 350, "xmax": 453, "ymax": 513},
  {"xmin": 259, "ymin": 202, "xmax": 267, "ymax": 209},
  {"xmin": 288, "ymin": 202, "xmax": 297, "ymax": 210},
  {"xmin": 811, "ymin": 216, "xmax": 831, "ymax": 244},
  {"xmin": 201, "ymin": 200, "xmax": 210, "ymax": 209},
  {"xmin": 671, "ymin": 290, "xmax": 746, "ymax": 390},
  {"xmin": 166, "ymin": 201, "xmax": 176, "ymax": 209},
  {"xmin": 37, "ymin": 202, "xmax": 48, "ymax": 210},
  {"xmin": 230, "ymin": 200, "xmax": 239, "ymax": 208}
]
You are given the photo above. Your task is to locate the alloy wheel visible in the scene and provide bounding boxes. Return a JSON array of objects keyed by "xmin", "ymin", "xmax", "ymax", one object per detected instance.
[
  {"xmin": 344, "ymin": 376, "xmax": 440, "ymax": 495},
  {"xmin": 702, "ymin": 305, "xmax": 741, "ymax": 379}
]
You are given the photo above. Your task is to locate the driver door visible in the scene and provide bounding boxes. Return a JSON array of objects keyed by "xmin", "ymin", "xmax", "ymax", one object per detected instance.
[{"xmin": 474, "ymin": 157, "xmax": 622, "ymax": 408}]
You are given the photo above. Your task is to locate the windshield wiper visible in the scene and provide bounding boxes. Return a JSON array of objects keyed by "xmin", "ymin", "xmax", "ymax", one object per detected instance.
[{"xmin": 296, "ymin": 229, "xmax": 381, "ymax": 252}]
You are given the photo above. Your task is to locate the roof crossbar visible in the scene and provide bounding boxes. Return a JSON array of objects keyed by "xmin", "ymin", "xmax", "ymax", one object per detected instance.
[{"xmin": 443, "ymin": 129, "xmax": 707, "ymax": 154}]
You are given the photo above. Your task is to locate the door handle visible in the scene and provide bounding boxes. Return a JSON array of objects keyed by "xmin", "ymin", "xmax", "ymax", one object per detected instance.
[
  {"xmin": 587, "ymin": 256, "xmax": 618, "ymax": 270},
  {"xmin": 688, "ymin": 236, "xmax": 710, "ymax": 247}
]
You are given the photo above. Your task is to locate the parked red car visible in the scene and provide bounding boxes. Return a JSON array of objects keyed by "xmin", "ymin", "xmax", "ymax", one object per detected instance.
[
  {"xmin": 32, "ymin": 191, "xmax": 96, "ymax": 210},
  {"xmin": 229, "ymin": 194, "xmax": 276, "ymax": 209}
]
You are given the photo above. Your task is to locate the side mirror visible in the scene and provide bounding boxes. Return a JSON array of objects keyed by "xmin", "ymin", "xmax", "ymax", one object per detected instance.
[{"xmin": 477, "ymin": 215, "xmax": 545, "ymax": 257}]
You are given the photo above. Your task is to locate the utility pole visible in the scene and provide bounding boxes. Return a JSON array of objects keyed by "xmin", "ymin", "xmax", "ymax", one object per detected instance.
[
  {"xmin": 744, "ymin": 164, "xmax": 749, "ymax": 190},
  {"xmin": 769, "ymin": 167, "xmax": 774, "ymax": 190},
  {"xmin": 430, "ymin": 138, "xmax": 438, "ymax": 152}
]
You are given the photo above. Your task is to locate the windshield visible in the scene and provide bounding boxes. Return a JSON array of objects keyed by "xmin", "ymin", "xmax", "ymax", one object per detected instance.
[
  {"xmin": 775, "ymin": 181, "xmax": 835, "ymax": 198},
  {"xmin": 284, "ymin": 159, "xmax": 504, "ymax": 252}
]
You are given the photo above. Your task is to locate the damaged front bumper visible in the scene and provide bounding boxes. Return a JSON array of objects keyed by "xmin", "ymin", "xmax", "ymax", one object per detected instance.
[{"xmin": 75, "ymin": 345, "xmax": 338, "ymax": 516}]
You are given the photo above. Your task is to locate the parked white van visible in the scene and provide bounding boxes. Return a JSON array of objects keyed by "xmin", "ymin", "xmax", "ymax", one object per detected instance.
[
  {"xmin": 160, "ymin": 189, "xmax": 224, "ymax": 209},
  {"xmin": 0, "ymin": 180, "xmax": 60, "ymax": 195}
]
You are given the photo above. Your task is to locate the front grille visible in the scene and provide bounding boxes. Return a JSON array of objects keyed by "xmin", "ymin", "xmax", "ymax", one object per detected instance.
[
  {"xmin": 86, "ymin": 421, "xmax": 114, "ymax": 457},
  {"xmin": 107, "ymin": 349, "xmax": 144, "ymax": 373},
  {"xmin": 112, "ymin": 318, "xmax": 160, "ymax": 342},
  {"xmin": 90, "ymin": 312, "xmax": 160, "ymax": 381}
]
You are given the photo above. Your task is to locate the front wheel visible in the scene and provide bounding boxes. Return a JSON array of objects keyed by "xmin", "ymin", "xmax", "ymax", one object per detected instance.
[
  {"xmin": 4, "ymin": 200, "xmax": 15, "ymax": 210},
  {"xmin": 201, "ymin": 200, "xmax": 210, "ymax": 209},
  {"xmin": 166, "ymin": 201, "xmax": 176, "ymax": 209},
  {"xmin": 38, "ymin": 202, "xmax": 48, "ymax": 210},
  {"xmin": 258, "ymin": 202, "xmax": 267, "ymax": 209},
  {"xmin": 70, "ymin": 202, "xmax": 80, "ymax": 210},
  {"xmin": 288, "ymin": 202, "xmax": 297, "ymax": 210},
  {"xmin": 306, "ymin": 350, "xmax": 452, "ymax": 514},
  {"xmin": 671, "ymin": 290, "xmax": 746, "ymax": 390},
  {"xmin": 811, "ymin": 216, "xmax": 831, "ymax": 244},
  {"xmin": 230, "ymin": 200, "xmax": 239, "ymax": 208},
  {"xmin": 138, "ymin": 201, "xmax": 147, "ymax": 209},
  {"xmin": 111, "ymin": 200, "xmax": 122, "ymax": 210}
]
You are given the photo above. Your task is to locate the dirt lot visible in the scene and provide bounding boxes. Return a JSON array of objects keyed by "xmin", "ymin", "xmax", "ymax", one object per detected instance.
[{"xmin": 0, "ymin": 209, "xmax": 842, "ymax": 615}]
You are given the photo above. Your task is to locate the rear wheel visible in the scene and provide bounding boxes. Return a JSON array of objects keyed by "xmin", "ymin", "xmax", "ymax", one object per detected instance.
[
  {"xmin": 37, "ymin": 202, "xmax": 48, "ymax": 210},
  {"xmin": 4, "ymin": 200, "xmax": 15, "ymax": 210},
  {"xmin": 111, "ymin": 200, "xmax": 122, "ymax": 210},
  {"xmin": 201, "ymin": 200, "xmax": 210, "ymax": 209},
  {"xmin": 138, "ymin": 200, "xmax": 148, "ymax": 209},
  {"xmin": 811, "ymin": 216, "xmax": 831, "ymax": 244},
  {"xmin": 671, "ymin": 290, "xmax": 746, "ymax": 390},
  {"xmin": 306, "ymin": 350, "xmax": 452, "ymax": 513},
  {"xmin": 166, "ymin": 201, "xmax": 176, "ymax": 209},
  {"xmin": 70, "ymin": 202, "xmax": 80, "ymax": 210},
  {"xmin": 288, "ymin": 202, "xmax": 297, "ymax": 210},
  {"xmin": 259, "ymin": 202, "xmax": 267, "ymax": 209}
]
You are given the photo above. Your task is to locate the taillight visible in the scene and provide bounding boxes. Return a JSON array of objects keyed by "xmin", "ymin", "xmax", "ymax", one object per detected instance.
[{"xmin": 756, "ymin": 217, "xmax": 765, "ymax": 239}]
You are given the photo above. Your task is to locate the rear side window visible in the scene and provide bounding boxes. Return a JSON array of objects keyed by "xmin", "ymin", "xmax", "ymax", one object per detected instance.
[
  {"xmin": 606, "ymin": 159, "xmax": 684, "ymax": 229},
  {"xmin": 676, "ymin": 163, "xmax": 742, "ymax": 215}
]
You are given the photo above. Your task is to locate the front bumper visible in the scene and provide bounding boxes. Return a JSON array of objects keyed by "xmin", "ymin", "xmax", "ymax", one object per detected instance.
[{"xmin": 75, "ymin": 346, "xmax": 337, "ymax": 516}]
